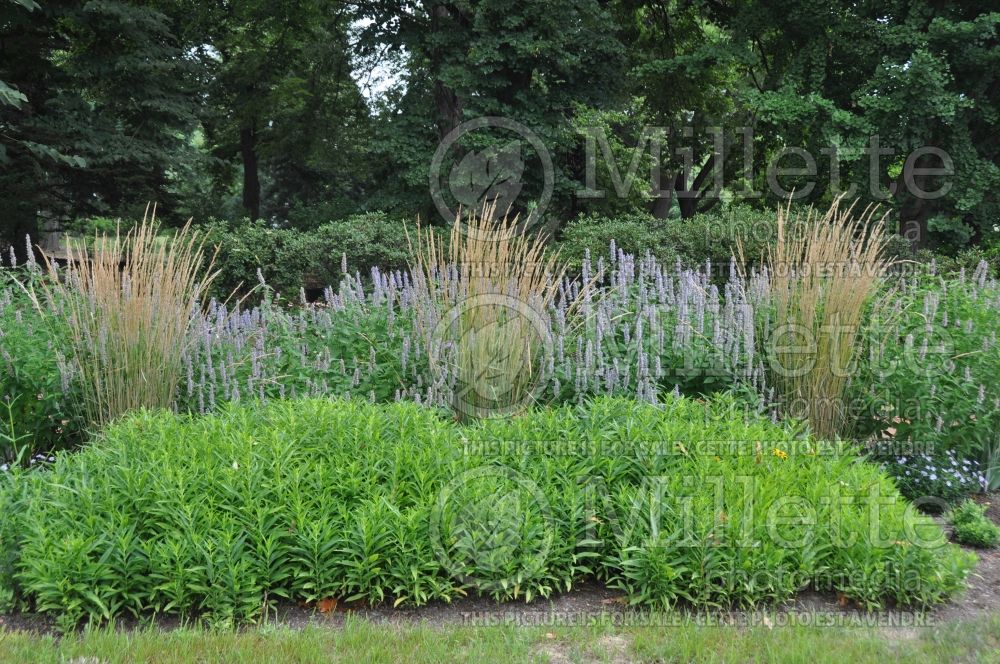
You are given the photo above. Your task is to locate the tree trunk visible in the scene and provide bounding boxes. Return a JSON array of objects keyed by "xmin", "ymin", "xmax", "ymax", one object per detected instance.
[
  {"xmin": 430, "ymin": 4, "xmax": 463, "ymax": 142},
  {"xmin": 650, "ymin": 168, "xmax": 676, "ymax": 219},
  {"xmin": 676, "ymin": 155, "xmax": 717, "ymax": 219},
  {"xmin": 898, "ymin": 195, "xmax": 930, "ymax": 250},
  {"xmin": 677, "ymin": 172, "xmax": 697, "ymax": 219},
  {"xmin": 240, "ymin": 125, "xmax": 261, "ymax": 221},
  {"xmin": 894, "ymin": 154, "xmax": 935, "ymax": 250},
  {"xmin": 2, "ymin": 215, "xmax": 39, "ymax": 265},
  {"xmin": 433, "ymin": 80, "xmax": 463, "ymax": 141}
]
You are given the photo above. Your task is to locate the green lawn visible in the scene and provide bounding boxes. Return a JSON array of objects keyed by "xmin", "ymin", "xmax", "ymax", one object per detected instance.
[{"xmin": 1, "ymin": 615, "xmax": 998, "ymax": 663}]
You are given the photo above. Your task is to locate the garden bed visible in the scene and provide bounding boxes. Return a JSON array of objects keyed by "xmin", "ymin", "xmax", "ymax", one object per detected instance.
[{"xmin": 0, "ymin": 396, "xmax": 977, "ymax": 631}]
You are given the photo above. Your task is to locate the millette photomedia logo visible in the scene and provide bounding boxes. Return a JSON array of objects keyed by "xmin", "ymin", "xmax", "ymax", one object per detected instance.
[{"xmin": 429, "ymin": 116, "xmax": 554, "ymax": 231}]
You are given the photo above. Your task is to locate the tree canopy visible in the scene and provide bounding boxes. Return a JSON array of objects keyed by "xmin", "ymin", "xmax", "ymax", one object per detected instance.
[{"xmin": 2, "ymin": 0, "xmax": 998, "ymax": 256}]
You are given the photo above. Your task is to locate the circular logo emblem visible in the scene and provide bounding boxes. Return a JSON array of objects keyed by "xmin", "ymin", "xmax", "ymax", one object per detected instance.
[
  {"xmin": 429, "ymin": 293, "xmax": 553, "ymax": 420},
  {"xmin": 429, "ymin": 465, "xmax": 554, "ymax": 594},
  {"xmin": 429, "ymin": 117, "xmax": 554, "ymax": 236}
]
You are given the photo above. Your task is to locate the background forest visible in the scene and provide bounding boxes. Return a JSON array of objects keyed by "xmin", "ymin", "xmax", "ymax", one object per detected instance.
[{"xmin": 2, "ymin": 0, "xmax": 998, "ymax": 263}]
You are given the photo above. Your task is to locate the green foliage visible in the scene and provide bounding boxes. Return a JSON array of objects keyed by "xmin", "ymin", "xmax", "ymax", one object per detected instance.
[
  {"xmin": 203, "ymin": 213, "xmax": 410, "ymax": 299},
  {"xmin": 0, "ymin": 0, "xmax": 200, "ymax": 252},
  {"xmin": 911, "ymin": 244, "xmax": 1000, "ymax": 278},
  {"xmin": 4, "ymin": 1, "xmax": 1000, "ymax": 257},
  {"xmin": 569, "ymin": 102, "xmax": 661, "ymax": 217},
  {"xmin": 0, "ymin": 80, "xmax": 27, "ymax": 109},
  {"xmin": 307, "ymin": 214, "xmax": 411, "ymax": 282},
  {"xmin": 854, "ymin": 264, "xmax": 1000, "ymax": 475},
  {"xmin": 946, "ymin": 500, "xmax": 1000, "ymax": 548},
  {"xmin": 0, "ymin": 396, "xmax": 973, "ymax": 627},
  {"xmin": 557, "ymin": 205, "xmax": 777, "ymax": 274},
  {"xmin": 0, "ymin": 272, "xmax": 85, "ymax": 457},
  {"xmin": 698, "ymin": 2, "xmax": 1000, "ymax": 246},
  {"xmin": 170, "ymin": 0, "xmax": 371, "ymax": 222},
  {"xmin": 0, "ymin": 398, "xmax": 33, "ymax": 470},
  {"xmin": 357, "ymin": 0, "xmax": 626, "ymax": 223},
  {"xmin": 195, "ymin": 221, "xmax": 302, "ymax": 297},
  {"xmin": 63, "ymin": 217, "xmax": 126, "ymax": 238}
]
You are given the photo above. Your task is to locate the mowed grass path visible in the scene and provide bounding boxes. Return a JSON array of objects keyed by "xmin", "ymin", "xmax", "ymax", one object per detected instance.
[{"xmin": 1, "ymin": 615, "xmax": 998, "ymax": 663}]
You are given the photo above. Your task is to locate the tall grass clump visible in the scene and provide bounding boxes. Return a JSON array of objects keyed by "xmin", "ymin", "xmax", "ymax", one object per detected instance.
[
  {"xmin": 408, "ymin": 205, "xmax": 567, "ymax": 419},
  {"xmin": 25, "ymin": 212, "xmax": 218, "ymax": 428},
  {"xmin": 747, "ymin": 197, "xmax": 892, "ymax": 439},
  {"xmin": 5, "ymin": 233, "xmax": 767, "ymax": 452}
]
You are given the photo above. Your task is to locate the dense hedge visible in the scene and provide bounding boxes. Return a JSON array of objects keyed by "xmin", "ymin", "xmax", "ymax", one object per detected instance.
[
  {"xmin": 0, "ymin": 396, "xmax": 973, "ymax": 627},
  {"xmin": 202, "ymin": 212, "xmax": 411, "ymax": 299},
  {"xmin": 555, "ymin": 206, "xmax": 920, "ymax": 280},
  {"xmin": 910, "ymin": 246, "xmax": 1000, "ymax": 278},
  {"xmin": 555, "ymin": 206, "xmax": 779, "ymax": 276}
]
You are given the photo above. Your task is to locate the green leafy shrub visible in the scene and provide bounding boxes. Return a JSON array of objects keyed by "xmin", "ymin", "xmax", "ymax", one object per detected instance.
[
  {"xmin": 556, "ymin": 205, "xmax": 778, "ymax": 275},
  {"xmin": 557, "ymin": 212, "xmax": 680, "ymax": 270},
  {"xmin": 284, "ymin": 201, "xmax": 367, "ymax": 232},
  {"xmin": 0, "ymin": 395, "xmax": 973, "ymax": 627},
  {"xmin": 308, "ymin": 213, "xmax": 410, "ymax": 279},
  {"xmin": 946, "ymin": 500, "xmax": 1000, "ymax": 548},
  {"xmin": 62, "ymin": 217, "xmax": 128, "ymax": 241},
  {"xmin": 203, "ymin": 213, "xmax": 410, "ymax": 299},
  {"xmin": 953, "ymin": 520, "xmax": 1000, "ymax": 549},
  {"xmin": 910, "ymin": 247, "xmax": 1000, "ymax": 278},
  {"xmin": 199, "ymin": 221, "xmax": 302, "ymax": 297},
  {"xmin": 948, "ymin": 499, "xmax": 989, "ymax": 527}
]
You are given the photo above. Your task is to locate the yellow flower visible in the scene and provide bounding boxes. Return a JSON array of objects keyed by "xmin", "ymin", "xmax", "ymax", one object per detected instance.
[{"xmin": 772, "ymin": 448, "xmax": 788, "ymax": 460}]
